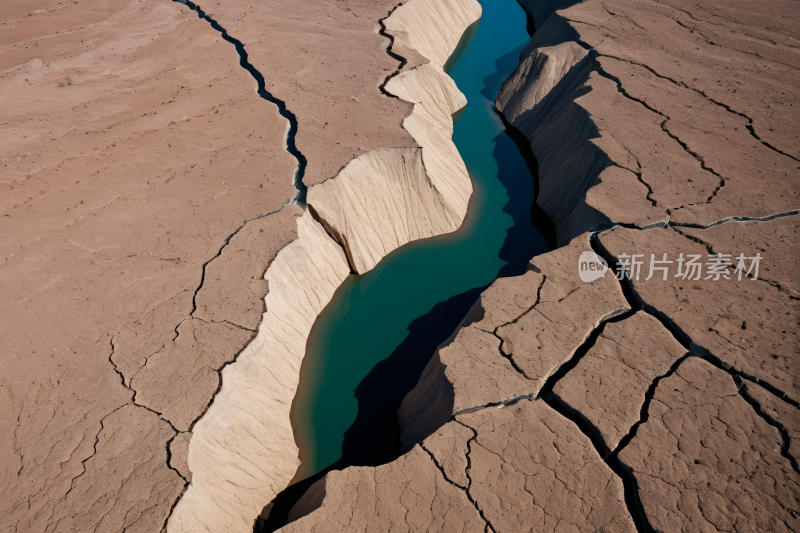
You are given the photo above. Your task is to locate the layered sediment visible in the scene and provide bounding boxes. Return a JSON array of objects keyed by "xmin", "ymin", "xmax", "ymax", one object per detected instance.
[{"xmin": 287, "ymin": 0, "xmax": 800, "ymax": 530}]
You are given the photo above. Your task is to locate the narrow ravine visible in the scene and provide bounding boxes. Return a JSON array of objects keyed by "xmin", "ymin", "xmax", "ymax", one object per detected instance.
[{"xmin": 262, "ymin": 0, "xmax": 549, "ymax": 528}]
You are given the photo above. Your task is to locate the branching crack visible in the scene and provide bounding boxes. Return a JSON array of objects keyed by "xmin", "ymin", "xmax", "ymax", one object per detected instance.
[
  {"xmin": 589, "ymin": 48, "xmax": 799, "ymax": 163},
  {"xmin": 452, "ymin": 421, "xmax": 500, "ymax": 533},
  {"xmin": 487, "ymin": 274, "xmax": 546, "ymax": 381},
  {"xmin": 738, "ymin": 382, "xmax": 800, "ymax": 475},
  {"xmin": 592, "ymin": 62, "xmax": 726, "ymax": 206},
  {"xmin": 594, "ymin": 228, "xmax": 799, "ymax": 408},
  {"xmin": 378, "ymin": 3, "xmax": 408, "ymax": 99},
  {"xmin": 609, "ymin": 353, "xmax": 691, "ymax": 457}
]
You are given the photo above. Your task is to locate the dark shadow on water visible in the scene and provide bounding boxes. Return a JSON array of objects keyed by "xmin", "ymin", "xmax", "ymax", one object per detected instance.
[
  {"xmin": 444, "ymin": 19, "xmax": 481, "ymax": 74},
  {"xmin": 259, "ymin": 125, "xmax": 548, "ymax": 533},
  {"xmin": 258, "ymin": 287, "xmax": 485, "ymax": 532},
  {"xmin": 494, "ymin": 130, "xmax": 546, "ymax": 277}
]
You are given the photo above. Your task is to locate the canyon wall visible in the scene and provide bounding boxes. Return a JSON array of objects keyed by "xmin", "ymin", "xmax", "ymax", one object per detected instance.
[
  {"xmin": 167, "ymin": 0, "xmax": 482, "ymax": 531},
  {"xmin": 285, "ymin": 0, "xmax": 800, "ymax": 530}
]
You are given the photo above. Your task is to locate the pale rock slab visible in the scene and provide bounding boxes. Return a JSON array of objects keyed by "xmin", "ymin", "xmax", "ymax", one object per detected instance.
[
  {"xmin": 308, "ymin": 0, "xmax": 480, "ymax": 274},
  {"xmin": 169, "ymin": 212, "xmax": 351, "ymax": 532},
  {"xmin": 168, "ymin": 0, "xmax": 483, "ymax": 529},
  {"xmin": 553, "ymin": 311, "xmax": 686, "ymax": 451},
  {"xmin": 619, "ymin": 357, "xmax": 800, "ymax": 533}
]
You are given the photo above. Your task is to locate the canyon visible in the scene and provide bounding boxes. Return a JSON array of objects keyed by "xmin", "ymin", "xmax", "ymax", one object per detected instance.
[{"xmin": 1, "ymin": 0, "xmax": 797, "ymax": 532}]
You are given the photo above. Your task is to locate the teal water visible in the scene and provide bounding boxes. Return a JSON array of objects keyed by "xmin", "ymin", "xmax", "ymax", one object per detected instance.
[{"xmin": 290, "ymin": 0, "xmax": 546, "ymax": 481}]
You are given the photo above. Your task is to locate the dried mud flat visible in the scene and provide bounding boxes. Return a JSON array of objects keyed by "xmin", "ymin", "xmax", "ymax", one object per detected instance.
[{"xmin": 1, "ymin": 0, "xmax": 798, "ymax": 533}]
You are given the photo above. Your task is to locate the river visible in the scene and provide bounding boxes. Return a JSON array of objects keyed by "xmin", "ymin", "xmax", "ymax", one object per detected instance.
[{"xmin": 263, "ymin": 0, "xmax": 547, "ymax": 527}]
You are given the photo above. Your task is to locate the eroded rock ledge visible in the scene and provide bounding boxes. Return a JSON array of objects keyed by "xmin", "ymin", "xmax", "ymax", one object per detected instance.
[{"xmin": 284, "ymin": 0, "xmax": 800, "ymax": 530}]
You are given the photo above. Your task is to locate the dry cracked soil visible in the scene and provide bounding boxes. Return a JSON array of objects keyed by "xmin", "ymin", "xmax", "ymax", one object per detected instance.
[{"xmin": 1, "ymin": 0, "xmax": 798, "ymax": 531}]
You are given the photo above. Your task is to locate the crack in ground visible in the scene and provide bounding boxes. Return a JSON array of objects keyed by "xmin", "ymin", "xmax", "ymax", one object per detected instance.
[
  {"xmin": 590, "ymin": 49, "xmax": 800, "ymax": 163},
  {"xmin": 307, "ymin": 202, "xmax": 357, "ymax": 274},
  {"xmin": 670, "ymin": 221, "xmax": 799, "ymax": 298},
  {"xmin": 62, "ymin": 403, "xmax": 129, "ymax": 502},
  {"xmin": 670, "ymin": 208, "xmax": 800, "ymax": 229},
  {"xmin": 592, "ymin": 61, "xmax": 726, "ymax": 206},
  {"xmin": 451, "ymin": 421, "xmax": 500, "ymax": 533},
  {"xmin": 419, "ymin": 440, "xmax": 494, "ymax": 531},
  {"xmin": 174, "ymin": 0, "xmax": 307, "ymax": 204},
  {"xmin": 540, "ymin": 384, "xmax": 655, "ymax": 532},
  {"xmin": 487, "ymin": 275, "xmax": 547, "ymax": 381},
  {"xmin": 608, "ymin": 353, "xmax": 691, "ymax": 457},
  {"xmin": 738, "ymin": 381, "xmax": 800, "ymax": 476},
  {"xmin": 184, "ymin": 339, "xmax": 252, "ymax": 433},
  {"xmin": 108, "ymin": 337, "xmax": 190, "ymax": 488},
  {"xmin": 159, "ymin": 483, "xmax": 188, "ymax": 533},
  {"xmin": 629, "ymin": 163, "xmax": 658, "ymax": 208},
  {"xmin": 378, "ymin": 2, "xmax": 408, "ymax": 99},
  {"xmin": 664, "ymin": 217, "xmax": 800, "ymax": 296},
  {"xmin": 593, "ymin": 227, "xmax": 800, "ymax": 407}
]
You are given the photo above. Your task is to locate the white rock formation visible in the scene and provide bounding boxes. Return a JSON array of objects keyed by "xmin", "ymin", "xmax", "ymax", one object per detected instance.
[
  {"xmin": 169, "ymin": 212, "xmax": 350, "ymax": 532},
  {"xmin": 168, "ymin": 0, "xmax": 481, "ymax": 530},
  {"xmin": 309, "ymin": 0, "xmax": 481, "ymax": 274}
]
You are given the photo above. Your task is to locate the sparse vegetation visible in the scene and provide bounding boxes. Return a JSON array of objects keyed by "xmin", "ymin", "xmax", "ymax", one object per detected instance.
[{"xmin": 57, "ymin": 76, "xmax": 74, "ymax": 87}]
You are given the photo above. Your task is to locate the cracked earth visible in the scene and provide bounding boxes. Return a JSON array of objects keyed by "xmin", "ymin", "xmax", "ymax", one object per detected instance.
[{"xmin": 2, "ymin": 0, "xmax": 798, "ymax": 530}]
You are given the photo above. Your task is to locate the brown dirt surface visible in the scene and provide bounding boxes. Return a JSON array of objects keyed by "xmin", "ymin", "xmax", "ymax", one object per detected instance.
[
  {"xmin": 281, "ymin": 446, "xmax": 486, "ymax": 533},
  {"xmin": 553, "ymin": 311, "xmax": 687, "ymax": 451},
  {"xmin": 680, "ymin": 215, "xmax": 800, "ymax": 297},
  {"xmin": 368, "ymin": 0, "xmax": 800, "ymax": 530},
  {"xmin": 598, "ymin": 225, "xmax": 799, "ymax": 401},
  {"xmin": 188, "ymin": 0, "xmax": 416, "ymax": 188},
  {"xmin": 455, "ymin": 401, "xmax": 636, "ymax": 532},
  {"xmin": 619, "ymin": 357, "xmax": 800, "ymax": 532}
]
